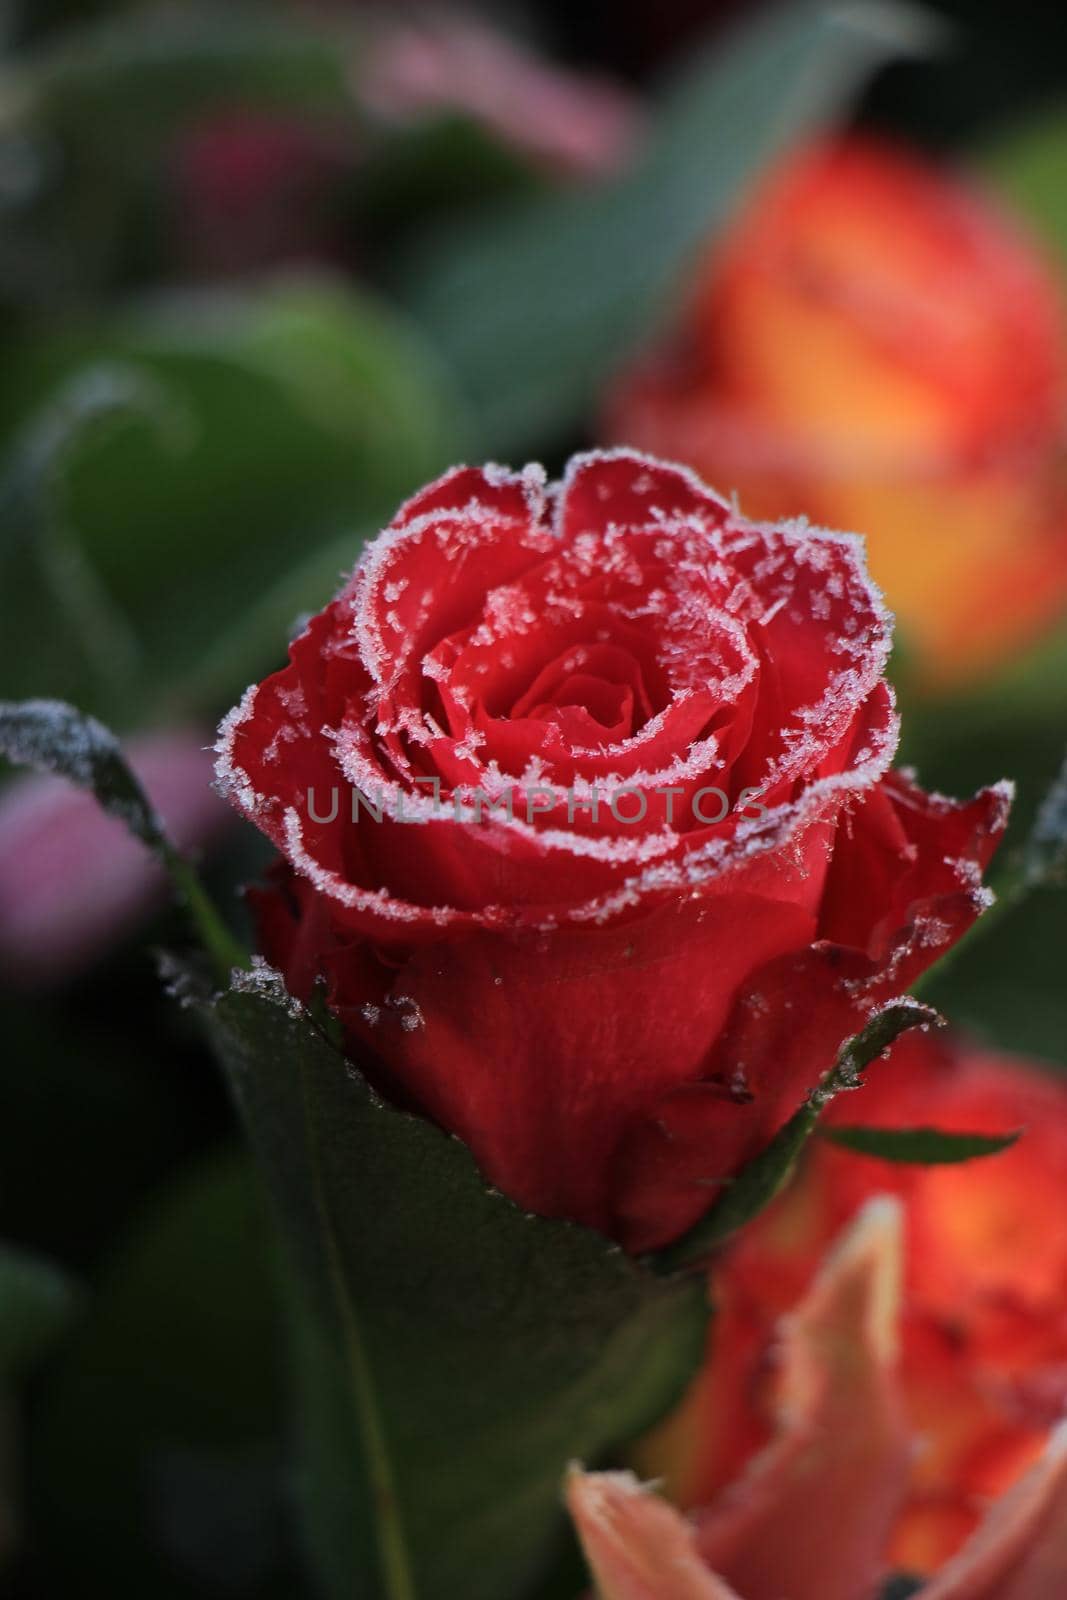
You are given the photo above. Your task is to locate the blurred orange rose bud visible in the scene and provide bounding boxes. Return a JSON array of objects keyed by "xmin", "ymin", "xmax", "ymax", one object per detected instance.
[
  {"xmin": 635, "ymin": 1030, "xmax": 1067, "ymax": 1581},
  {"xmin": 607, "ymin": 137, "xmax": 1067, "ymax": 688}
]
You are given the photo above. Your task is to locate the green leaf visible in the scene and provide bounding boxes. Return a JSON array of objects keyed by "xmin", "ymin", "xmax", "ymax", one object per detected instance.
[
  {"xmin": 655, "ymin": 999, "xmax": 940, "ymax": 1273},
  {"xmin": 402, "ymin": 1, "xmax": 932, "ymax": 455},
  {"xmin": 19, "ymin": 9, "xmax": 357, "ymax": 124},
  {"xmin": 0, "ymin": 281, "xmax": 465, "ymax": 721},
  {"xmin": 820, "ymin": 1125, "xmax": 1021, "ymax": 1164},
  {"xmin": 194, "ymin": 966, "xmax": 708, "ymax": 1600},
  {"xmin": 0, "ymin": 698, "xmax": 246, "ymax": 978},
  {"xmin": 0, "ymin": 363, "xmax": 185, "ymax": 710},
  {"xmin": 981, "ymin": 107, "xmax": 1067, "ymax": 272},
  {"xmin": 0, "ymin": 371, "xmax": 177, "ymax": 710},
  {"xmin": 0, "ymin": 1244, "xmax": 79, "ymax": 1378},
  {"xmin": 0, "ymin": 697, "xmax": 167, "ymax": 846}
]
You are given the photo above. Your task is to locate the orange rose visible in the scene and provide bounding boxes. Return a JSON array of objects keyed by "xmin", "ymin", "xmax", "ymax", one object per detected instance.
[
  {"xmin": 607, "ymin": 137, "xmax": 1067, "ymax": 688},
  {"xmin": 633, "ymin": 1030, "xmax": 1067, "ymax": 1578},
  {"xmin": 569, "ymin": 1196, "xmax": 1067, "ymax": 1600}
]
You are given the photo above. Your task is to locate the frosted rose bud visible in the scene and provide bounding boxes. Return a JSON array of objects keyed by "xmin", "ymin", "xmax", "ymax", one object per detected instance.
[{"xmin": 216, "ymin": 450, "xmax": 1008, "ymax": 1252}]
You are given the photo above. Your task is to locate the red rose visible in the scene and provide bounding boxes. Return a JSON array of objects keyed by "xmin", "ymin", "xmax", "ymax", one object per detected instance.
[{"xmin": 215, "ymin": 451, "xmax": 1008, "ymax": 1250}]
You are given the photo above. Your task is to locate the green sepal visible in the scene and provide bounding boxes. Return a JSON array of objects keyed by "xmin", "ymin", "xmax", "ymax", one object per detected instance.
[
  {"xmin": 654, "ymin": 1000, "xmax": 940, "ymax": 1273},
  {"xmin": 820, "ymin": 1125, "xmax": 1021, "ymax": 1164}
]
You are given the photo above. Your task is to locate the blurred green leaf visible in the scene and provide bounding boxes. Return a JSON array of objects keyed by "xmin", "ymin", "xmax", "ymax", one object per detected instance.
[
  {"xmin": 655, "ymin": 999, "xmax": 940, "ymax": 1272},
  {"xmin": 0, "ymin": 1244, "xmax": 78, "ymax": 1378},
  {"xmin": 0, "ymin": 279, "xmax": 465, "ymax": 721},
  {"xmin": 0, "ymin": 8, "xmax": 363, "ymax": 299},
  {"xmin": 15, "ymin": 8, "xmax": 356, "ymax": 120},
  {"xmin": 0, "ymin": 372, "xmax": 164, "ymax": 707},
  {"xmin": 981, "ymin": 106, "xmax": 1067, "ymax": 271},
  {"xmin": 401, "ymin": 1, "xmax": 932, "ymax": 456},
  {"xmin": 0, "ymin": 6, "xmax": 581, "ymax": 301},
  {"xmin": 0, "ymin": 364, "xmax": 181, "ymax": 709},
  {"xmin": 820, "ymin": 1124, "xmax": 1020, "ymax": 1163},
  {"xmin": 29, "ymin": 1153, "xmax": 293, "ymax": 1599},
  {"xmin": 919, "ymin": 889, "xmax": 1067, "ymax": 1065},
  {"xmin": 197, "ymin": 965, "xmax": 707, "ymax": 1600}
]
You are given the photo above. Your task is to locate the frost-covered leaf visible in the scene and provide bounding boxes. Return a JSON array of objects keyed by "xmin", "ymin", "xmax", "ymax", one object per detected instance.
[
  {"xmin": 0, "ymin": 699, "xmax": 245, "ymax": 976},
  {"xmin": 821, "ymin": 1125, "xmax": 1020, "ymax": 1164},
  {"xmin": 0, "ymin": 699, "xmax": 161, "ymax": 847},
  {"xmin": 403, "ymin": 1, "xmax": 932, "ymax": 454},
  {"xmin": 193, "ymin": 964, "xmax": 708, "ymax": 1600},
  {"xmin": 656, "ymin": 1000, "xmax": 939, "ymax": 1272}
]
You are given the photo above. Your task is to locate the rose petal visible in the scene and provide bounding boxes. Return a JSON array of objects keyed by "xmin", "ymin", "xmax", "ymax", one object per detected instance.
[
  {"xmin": 567, "ymin": 1470, "xmax": 741, "ymax": 1600},
  {"xmin": 613, "ymin": 764, "xmax": 1008, "ymax": 1252},
  {"xmin": 323, "ymin": 891, "xmax": 818, "ymax": 1234},
  {"xmin": 920, "ymin": 1422, "xmax": 1067, "ymax": 1600},
  {"xmin": 692, "ymin": 1198, "xmax": 910, "ymax": 1600}
]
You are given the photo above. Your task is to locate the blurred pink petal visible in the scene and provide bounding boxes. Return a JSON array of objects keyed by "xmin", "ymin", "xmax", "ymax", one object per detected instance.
[
  {"xmin": 363, "ymin": 14, "xmax": 641, "ymax": 179},
  {"xmin": 172, "ymin": 111, "xmax": 354, "ymax": 276},
  {"xmin": 566, "ymin": 1470, "xmax": 741, "ymax": 1600},
  {"xmin": 922, "ymin": 1422, "xmax": 1067, "ymax": 1600},
  {"xmin": 570, "ymin": 1200, "xmax": 910, "ymax": 1599},
  {"xmin": 0, "ymin": 729, "xmax": 231, "ymax": 987},
  {"xmin": 693, "ymin": 1198, "xmax": 910, "ymax": 1600}
]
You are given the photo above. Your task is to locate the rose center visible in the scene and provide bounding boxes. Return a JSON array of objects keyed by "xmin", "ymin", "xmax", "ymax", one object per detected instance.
[{"xmin": 508, "ymin": 642, "xmax": 655, "ymax": 748}]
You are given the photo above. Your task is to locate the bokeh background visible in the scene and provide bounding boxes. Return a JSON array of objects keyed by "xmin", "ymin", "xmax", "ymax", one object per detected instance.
[{"xmin": 1, "ymin": 1, "xmax": 1065, "ymax": 1594}]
